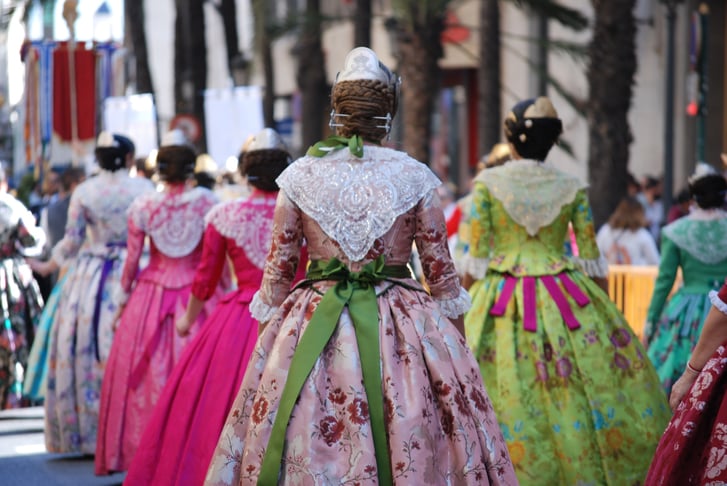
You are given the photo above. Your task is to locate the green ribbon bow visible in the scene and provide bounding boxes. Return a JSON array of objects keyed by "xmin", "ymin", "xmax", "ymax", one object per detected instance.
[
  {"xmin": 257, "ymin": 256, "xmax": 411, "ymax": 485},
  {"xmin": 306, "ymin": 134, "xmax": 365, "ymax": 158}
]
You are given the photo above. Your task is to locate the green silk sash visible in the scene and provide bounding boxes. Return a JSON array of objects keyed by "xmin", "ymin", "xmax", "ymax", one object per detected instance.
[
  {"xmin": 306, "ymin": 135, "xmax": 365, "ymax": 158},
  {"xmin": 257, "ymin": 256, "xmax": 411, "ymax": 485}
]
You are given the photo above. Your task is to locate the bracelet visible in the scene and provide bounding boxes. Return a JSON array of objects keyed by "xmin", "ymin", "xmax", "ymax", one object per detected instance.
[{"xmin": 686, "ymin": 362, "xmax": 702, "ymax": 375}]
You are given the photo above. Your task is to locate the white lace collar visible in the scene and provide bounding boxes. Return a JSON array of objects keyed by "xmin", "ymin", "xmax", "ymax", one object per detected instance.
[
  {"xmin": 205, "ymin": 195, "xmax": 277, "ymax": 269},
  {"xmin": 476, "ymin": 159, "xmax": 587, "ymax": 236},
  {"xmin": 663, "ymin": 210, "xmax": 727, "ymax": 264},
  {"xmin": 276, "ymin": 145, "xmax": 441, "ymax": 262}
]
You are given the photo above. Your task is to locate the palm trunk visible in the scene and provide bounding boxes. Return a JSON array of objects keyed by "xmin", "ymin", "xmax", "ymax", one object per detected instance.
[
  {"xmin": 125, "ymin": 0, "xmax": 154, "ymax": 95},
  {"xmin": 478, "ymin": 0, "xmax": 501, "ymax": 156},
  {"xmin": 354, "ymin": 0, "xmax": 372, "ymax": 47},
  {"xmin": 216, "ymin": 0, "xmax": 241, "ymax": 76},
  {"xmin": 586, "ymin": 0, "xmax": 637, "ymax": 227},
  {"xmin": 296, "ymin": 0, "xmax": 327, "ymax": 150},
  {"xmin": 174, "ymin": 0, "xmax": 207, "ymax": 151}
]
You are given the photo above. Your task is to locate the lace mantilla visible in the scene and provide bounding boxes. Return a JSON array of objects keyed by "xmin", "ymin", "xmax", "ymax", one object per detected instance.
[
  {"xmin": 662, "ymin": 213, "xmax": 727, "ymax": 264},
  {"xmin": 206, "ymin": 196, "xmax": 277, "ymax": 270},
  {"xmin": 130, "ymin": 187, "xmax": 218, "ymax": 258},
  {"xmin": 477, "ymin": 159, "xmax": 587, "ymax": 236},
  {"xmin": 276, "ymin": 145, "xmax": 441, "ymax": 262}
]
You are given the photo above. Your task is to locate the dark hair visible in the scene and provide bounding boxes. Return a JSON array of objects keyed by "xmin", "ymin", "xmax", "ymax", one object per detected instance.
[
  {"xmin": 239, "ymin": 148, "xmax": 290, "ymax": 192},
  {"xmin": 689, "ymin": 174, "xmax": 727, "ymax": 209},
  {"xmin": 331, "ymin": 79, "xmax": 397, "ymax": 143},
  {"xmin": 96, "ymin": 134, "xmax": 135, "ymax": 172},
  {"xmin": 194, "ymin": 172, "xmax": 217, "ymax": 190},
  {"xmin": 60, "ymin": 167, "xmax": 85, "ymax": 192},
  {"xmin": 675, "ymin": 188, "xmax": 691, "ymax": 205},
  {"xmin": 608, "ymin": 196, "xmax": 647, "ymax": 230},
  {"xmin": 504, "ymin": 98, "xmax": 562, "ymax": 160},
  {"xmin": 157, "ymin": 145, "xmax": 196, "ymax": 183}
]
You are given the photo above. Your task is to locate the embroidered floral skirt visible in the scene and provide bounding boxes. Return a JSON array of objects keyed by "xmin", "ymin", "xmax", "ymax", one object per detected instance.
[
  {"xmin": 205, "ymin": 282, "xmax": 517, "ymax": 485},
  {"xmin": 125, "ymin": 288, "xmax": 258, "ymax": 486},
  {"xmin": 647, "ymin": 290, "xmax": 715, "ymax": 394},
  {"xmin": 465, "ymin": 270, "xmax": 671, "ymax": 485},
  {"xmin": 0, "ymin": 257, "xmax": 43, "ymax": 409},
  {"xmin": 645, "ymin": 341, "xmax": 727, "ymax": 485}
]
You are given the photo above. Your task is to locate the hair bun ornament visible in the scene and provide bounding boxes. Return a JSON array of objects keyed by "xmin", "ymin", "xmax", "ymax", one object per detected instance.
[
  {"xmin": 242, "ymin": 128, "xmax": 287, "ymax": 153},
  {"xmin": 97, "ymin": 131, "xmax": 119, "ymax": 148},
  {"xmin": 335, "ymin": 47, "xmax": 399, "ymax": 90},
  {"xmin": 195, "ymin": 154, "xmax": 218, "ymax": 174},
  {"xmin": 689, "ymin": 162, "xmax": 718, "ymax": 185}
]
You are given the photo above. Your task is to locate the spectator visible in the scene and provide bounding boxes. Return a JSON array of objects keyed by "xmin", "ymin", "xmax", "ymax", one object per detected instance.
[
  {"xmin": 596, "ymin": 196, "xmax": 660, "ymax": 265},
  {"xmin": 643, "ymin": 176, "xmax": 665, "ymax": 242},
  {"xmin": 666, "ymin": 188, "xmax": 692, "ymax": 224}
]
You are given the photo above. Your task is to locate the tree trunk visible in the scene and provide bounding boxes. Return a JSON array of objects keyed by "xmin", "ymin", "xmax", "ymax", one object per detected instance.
[
  {"xmin": 478, "ymin": 0, "xmax": 501, "ymax": 157},
  {"xmin": 253, "ymin": 0, "xmax": 275, "ymax": 126},
  {"xmin": 216, "ymin": 0, "xmax": 241, "ymax": 76},
  {"xmin": 586, "ymin": 0, "xmax": 636, "ymax": 228},
  {"xmin": 395, "ymin": 16, "xmax": 445, "ymax": 165},
  {"xmin": 296, "ymin": 0, "xmax": 327, "ymax": 150},
  {"xmin": 125, "ymin": 0, "xmax": 154, "ymax": 95},
  {"xmin": 354, "ymin": 0, "xmax": 372, "ymax": 47},
  {"xmin": 174, "ymin": 0, "xmax": 207, "ymax": 151}
]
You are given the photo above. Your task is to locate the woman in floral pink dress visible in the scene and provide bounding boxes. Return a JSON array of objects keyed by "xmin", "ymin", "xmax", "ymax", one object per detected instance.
[
  {"xmin": 95, "ymin": 131, "xmax": 224, "ymax": 475},
  {"xmin": 125, "ymin": 128, "xmax": 307, "ymax": 486},
  {"xmin": 205, "ymin": 47, "xmax": 516, "ymax": 486}
]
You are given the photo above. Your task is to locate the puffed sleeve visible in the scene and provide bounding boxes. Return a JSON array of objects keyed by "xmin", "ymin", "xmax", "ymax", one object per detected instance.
[
  {"xmin": 51, "ymin": 189, "xmax": 86, "ymax": 266},
  {"xmin": 464, "ymin": 181, "xmax": 492, "ymax": 280},
  {"xmin": 191, "ymin": 223, "xmax": 228, "ymax": 301},
  {"xmin": 414, "ymin": 190, "xmax": 471, "ymax": 318},
  {"xmin": 570, "ymin": 189, "xmax": 608, "ymax": 278},
  {"xmin": 646, "ymin": 235, "xmax": 680, "ymax": 326},
  {"xmin": 249, "ymin": 191, "xmax": 304, "ymax": 322}
]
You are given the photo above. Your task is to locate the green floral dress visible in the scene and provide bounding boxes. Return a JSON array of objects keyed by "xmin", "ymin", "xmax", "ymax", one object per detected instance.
[
  {"xmin": 645, "ymin": 209, "xmax": 727, "ymax": 393},
  {"xmin": 464, "ymin": 159, "xmax": 670, "ymax": 485}
]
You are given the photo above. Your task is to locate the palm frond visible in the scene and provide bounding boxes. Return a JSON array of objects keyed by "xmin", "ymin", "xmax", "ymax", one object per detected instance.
[
  {"xmin": 505, "ymin": 0, "xmax": 588, "ymax": 31},
  {"xmin": 503, "ymin": 33, "xmax": 589, "ymax": 63}
]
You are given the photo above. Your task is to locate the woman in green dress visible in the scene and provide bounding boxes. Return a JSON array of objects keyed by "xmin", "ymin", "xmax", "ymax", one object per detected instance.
[
  {"xmin": 645, "ymin": 163, "xmax": 727, "ymax": 393},
  {"xmin": 463, "ymin": 97, "xmax": 670, "ymax": 485}
]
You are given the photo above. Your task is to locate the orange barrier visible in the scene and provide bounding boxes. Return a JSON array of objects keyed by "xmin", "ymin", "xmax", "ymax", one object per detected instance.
[{"xmin": 607, "ymin": 265, "xmax": 681, "ymax": 338}]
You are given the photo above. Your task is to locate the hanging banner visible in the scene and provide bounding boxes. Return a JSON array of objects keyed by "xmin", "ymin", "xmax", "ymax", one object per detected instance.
[
  {"xmin": 103, "ymin": 94, "xmax": 158, "ymax": 158},
  {"xmin": 204, "ymin": 86, "xmax": 264, "ymax": 169}
]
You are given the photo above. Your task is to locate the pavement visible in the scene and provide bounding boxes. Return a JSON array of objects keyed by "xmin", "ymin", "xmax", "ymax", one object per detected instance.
[{"xmin": 0, "ymin": 407, "xmax": 126, "ymax": 486}]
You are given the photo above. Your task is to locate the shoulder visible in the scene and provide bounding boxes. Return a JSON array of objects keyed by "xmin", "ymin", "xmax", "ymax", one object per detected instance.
[{"xmin": 204, "ymin": 198, "xmax": 242, "ymax": 226}]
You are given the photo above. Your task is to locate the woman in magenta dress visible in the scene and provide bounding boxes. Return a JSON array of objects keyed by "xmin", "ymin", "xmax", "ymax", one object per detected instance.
[
  {"xmin": 205, "ymin": 47, "xmax": 515, "ymax": 486},
  {"xmin": 124, "ymin": 128, "xmax": 307, "ymax": 486},
  {"xmin": 646, "ymin": 279, "xmax": 727, "ymax": 485},
  {"xmin": 95, "ymin": 131, "xmax": 224, "ymax": 475}
]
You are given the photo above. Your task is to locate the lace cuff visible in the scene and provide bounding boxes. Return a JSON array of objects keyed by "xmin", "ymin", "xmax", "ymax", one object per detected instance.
[
  {"xmin": 112, "ymin": 285, "xmax": 130, "ymax": 307},
  {"xmin": 250, "ymin": 291, "xmax": 278, "ymax": 323},
  {"xmin": 436, "ymin": 287, "xmax": 472, "ymax": 318},
  {"xmin": 463, "ymin": 256, "xmax": 490, "ymax": 280},
  {"xmin": 709, "ymin": 290, "xmax": 727, "ymax": 315},
  {"xmin": 573, "ymin": 255, "xmax": 609, "ymax": 278}
]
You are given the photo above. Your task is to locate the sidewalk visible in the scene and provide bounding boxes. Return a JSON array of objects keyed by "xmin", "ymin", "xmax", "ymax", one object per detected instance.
[{"xmin": 0, "ymin": 407, "xmax": 125, "ymax": 486}]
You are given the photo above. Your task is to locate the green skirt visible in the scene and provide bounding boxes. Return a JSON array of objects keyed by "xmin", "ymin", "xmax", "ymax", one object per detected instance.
[{"xmin": 465, "ymin": 269, "xmax": 670, "ymax": 485}]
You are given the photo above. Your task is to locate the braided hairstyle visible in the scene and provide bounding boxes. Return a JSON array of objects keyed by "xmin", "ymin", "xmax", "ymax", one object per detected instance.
[
  {"xmin": 504, "ymin": 97, "xmax": 563, "ymax": 161},
  {"xmin": 331, "ymin": 79, "xmax": 397, "ymax": 144},
  {"xmin": 689, "ymin": 174, "xmax": 727, "ymax": 209},
  {"xmin": 157, "ymin": 145, "xmax": 196, "ymax": 183},
  {"xmin": 239, "ymin": 148, "xmax": 290, "ymax": 192}
]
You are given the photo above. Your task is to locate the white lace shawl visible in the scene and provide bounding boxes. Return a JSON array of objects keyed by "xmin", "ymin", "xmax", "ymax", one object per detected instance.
[{"xmin": 276, "ymin": 145, "xmax": 441, "ymax": 262}]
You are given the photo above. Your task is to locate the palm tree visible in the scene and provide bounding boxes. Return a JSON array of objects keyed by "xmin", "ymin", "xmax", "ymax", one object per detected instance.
[
  {"xmin": 296, "ymin": 0, "xmax": 327, "ymax": 150},
  {"xmin": 252, "ymin": 0, "xmax": 275, "ymax": 126},
  {"xmin": 125, "ymin": 0, "xmax": 153, "ymax": 95},
  {"xmin": 214, "ymin": 0, "xmax": 243, "ymax": 83},
  {"xmin": 174, "ymin": 0, "xmax": 207, "ymax": 150},
  {"xmin": 354, "ymin": 0, "xmax": 372, "ymax": 47},
  {"xmin": 390, "ymin": 0, "xmax": 450, "ymax": 164},
  {"xmin": 586, "ymin": 0, "xmax": 637, "ymax": 227}
]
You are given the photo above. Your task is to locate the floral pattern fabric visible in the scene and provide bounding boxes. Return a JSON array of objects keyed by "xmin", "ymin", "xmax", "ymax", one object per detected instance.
[
  {"xmin": 205, "ymin": 152, "xmax": 516, "ymax": 486},
  {"xmin": 465, "ymin": 173, "xmax": 670, "ymax": 485},
  {"xmin": 645, "ymin": 342, "xmax": 727, "ymax": 485},
  {"xmin": 44, "ymin": 170, "xmax": 154, "ymax": 453},
  {"xmin": 645, "ymin": 213, "xmax": 727, "ymax": 393}
]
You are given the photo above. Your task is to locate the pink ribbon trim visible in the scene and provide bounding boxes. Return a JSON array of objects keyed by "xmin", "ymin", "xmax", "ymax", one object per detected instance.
[
  {"xmin": 559, "ymin": 273, "xmax": 590, "ymax": 307},
  {"xmin": 541, "ymin": 275, "xmax": 582, "ymax": 331},
  {"xmin": 490, "ymin": 276, "xmax": 517, "ymax": 316},
  {"xmin": 523, "ymin": 277, "xmax": 537, "ymax": 332}
]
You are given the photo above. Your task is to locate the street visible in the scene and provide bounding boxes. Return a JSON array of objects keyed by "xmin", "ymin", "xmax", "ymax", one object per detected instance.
[{"xmin": 0, "ymin": 407, "xmax": 125, "ymax": 486}]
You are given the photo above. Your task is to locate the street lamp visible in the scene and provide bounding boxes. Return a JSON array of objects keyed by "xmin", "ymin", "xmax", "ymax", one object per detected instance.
[{"xmin": 661, "ymin": 0, "xmax": 685, "ymax": 213}]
